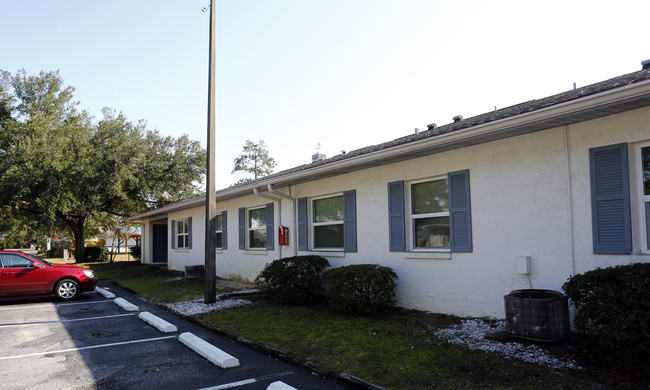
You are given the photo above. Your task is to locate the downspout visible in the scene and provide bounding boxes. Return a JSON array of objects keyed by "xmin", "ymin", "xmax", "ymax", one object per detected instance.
[
  {"xmin": 267, "ymin": 184, "xmax": 297, "ymax": 257},
  {"xmin": 564, "ymin": 126, "xmax": 577, "ymax": 276},
  {"xmin": 253, "ymin": 188, "xmax": 282, "ymax": 259}
]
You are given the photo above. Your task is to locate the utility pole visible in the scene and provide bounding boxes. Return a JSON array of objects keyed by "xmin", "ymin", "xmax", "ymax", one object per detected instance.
[{"xmin": 204, "ymin": 0, "xmax": 217, "ymax": 303}]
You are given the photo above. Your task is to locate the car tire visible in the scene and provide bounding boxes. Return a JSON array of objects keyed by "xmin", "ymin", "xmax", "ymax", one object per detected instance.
[{"xmin": 55, "ymin": 279, "xmax": 79, "ymax": 301}]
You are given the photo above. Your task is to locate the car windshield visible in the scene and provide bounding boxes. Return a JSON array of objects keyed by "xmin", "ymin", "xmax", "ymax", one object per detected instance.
[{"xmin": 39, "ymin": 258, "xmax": 54, "ymax": 266}]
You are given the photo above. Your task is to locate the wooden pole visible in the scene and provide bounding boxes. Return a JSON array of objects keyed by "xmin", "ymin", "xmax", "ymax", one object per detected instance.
[{"xmin": 204, "ymin": 0, "xmax": 217, "ymax": 303}]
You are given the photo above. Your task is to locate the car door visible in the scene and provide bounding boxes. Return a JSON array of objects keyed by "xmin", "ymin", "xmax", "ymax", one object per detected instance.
[{"xmin": 0, "ymin": 254, "xmax": 50, "ymax": 296}]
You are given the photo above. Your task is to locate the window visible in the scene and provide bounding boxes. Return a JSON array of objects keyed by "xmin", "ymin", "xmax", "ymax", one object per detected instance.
[
  {"xmin": 591, "ymin": 142, "xmax": 650, "ymax": 254},
  {"xmin": 410, "ymin": 179, "xmax": 450, "ymax": 249},
  {"xmin": 248, "ymin": 207, "xmax": 267, "ymax": 248},
  {"xmin": 389, "ymin": 170, "xmax": 472, "ymax": 253},
  {"xmin": 171, "ymin": 217, "xmax": 192, "ymax": 250},
  {"xmin": 641, "ymin": 145, "xmax": 650, "ymax": 251},
  {"xmin": 0, "ymin": 254, "xmax": 33, "ymax": 268},
  {"xmin": 176, "ymin": 219, "xmax": 190, "ymax": 249},
  {"xmin": 298, "ymin": 190, "xmax": 357, "ymax": 252},
  {"xmin": 216, "ymin": 213, "xmax": 224, "ymax": 249},
  {"xmin": 238, "ymin": 204, "xmax": 274, "ymax": 250},
  {"xmin": 313, "ymin": 195, "xmax": 345, "ymax": 249}
]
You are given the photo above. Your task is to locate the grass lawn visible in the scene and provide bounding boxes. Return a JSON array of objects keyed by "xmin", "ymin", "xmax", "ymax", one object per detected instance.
[{"xmin": 80, "ymin": 261, "xmax": 648, "ymax": 389}]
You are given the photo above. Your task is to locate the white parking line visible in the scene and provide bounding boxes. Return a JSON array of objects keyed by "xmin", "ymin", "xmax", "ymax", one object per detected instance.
[
  {"xmin": 0, "ymin": 335, "xmax": 177, "ymax": 360},
  {"xmin": 197, "ymin": 371, "xmax": 294, "ymax": 390},
  {"xmin": 0, "ymin": 299, "xmax": 115, "ymax": 311},
  {"xmin": 0, "ymin": 313, "xmax": 136, "ymax": 328}
]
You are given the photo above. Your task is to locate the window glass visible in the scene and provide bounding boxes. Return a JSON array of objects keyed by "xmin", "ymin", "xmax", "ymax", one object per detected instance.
[
  {"xmin": 313, "ymin": 196, "xmax": 344, "ymax": 222},
  {"xmin": 249, "ymin": 229, "xmax": 266, "ymax": 248},
  {"xmin": 414, "ymin": 216, "xmax": 450, "ymax": 248},
  {"xmin": 643, "ymin": 146, "xmax": 650, "ymax": 196},
  {"xmin": 215, "ymin": 214, "xmax": 223, "ymax": 248},
  {"xmin": 411, "ymin": 179, "xmax": 450, "ymax": 249},
  {"xmin": 412, "ymin": 180, "xmax": 448, "ymax": 214},
  {"xmin": 313, "ymin": 195, "xmax": 345, "ymax": 249},
  {"xmin": 249, "ymin": 208, "xmax": 266, "ymax": 229},
  {"xmin": 176, "ymin": 219, "xmax": 189, "ymax": 249},
  {"xmin": 1, "ymin": 254, "xmax": 32, "ymax": 268},
  {"xmin": 248, "ymin": 208, "xmax": 266, "ymax": 248},
  {"xmin": 314, "ymin": 225, "xmax": 344, "ymax": 248},
  {"xmin": 216, "ymin": 215, "xmax": 223, "ymax": 231}
]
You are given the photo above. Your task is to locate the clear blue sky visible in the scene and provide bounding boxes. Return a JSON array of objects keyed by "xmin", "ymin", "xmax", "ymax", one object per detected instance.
[{"xmin": 2, "ymin": 0, "xmax": 649, "ymax": 188}]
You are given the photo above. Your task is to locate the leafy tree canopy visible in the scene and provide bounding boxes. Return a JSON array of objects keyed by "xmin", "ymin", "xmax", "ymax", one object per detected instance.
[
  {"xmin": 0, "ymin": 69, "xmax": 206, "ymax": 260},
  {"xmin": 232, "ymin": 139, "xmax": 277, "ymax": 184}
]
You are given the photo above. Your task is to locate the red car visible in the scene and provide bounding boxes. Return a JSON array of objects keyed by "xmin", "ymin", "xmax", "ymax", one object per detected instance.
[{"xmin": 0, "ymin": 250, "xmax": 97, "ymax": 301}]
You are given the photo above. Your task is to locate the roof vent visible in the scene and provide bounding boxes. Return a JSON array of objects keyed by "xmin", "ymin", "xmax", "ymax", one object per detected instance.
[
  {"xmin": 414, "ymin": 128, "xmax": 419, "ymax": 135},
  {"xmin": 427, "ymin": 123, "xmax": 437, "ymax": 130},
  {"xmin": 642, "ymin": 59, "xmax": 650, "ymax": 70},
  {"xmin": 312, "ymin": 153, "xmax": 326, "ymax": 163},
  {"xmin": 453, "ymin": 115, "xmax": 464, "ymax": 123}
]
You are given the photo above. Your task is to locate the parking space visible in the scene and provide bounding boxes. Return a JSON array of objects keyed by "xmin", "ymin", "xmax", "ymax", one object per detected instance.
[{"xmin": 0, "ymin": 283, "xmax": 353, "ymax": 390}]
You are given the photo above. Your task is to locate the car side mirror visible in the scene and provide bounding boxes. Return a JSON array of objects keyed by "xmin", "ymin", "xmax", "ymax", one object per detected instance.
[{"xmin": 31, "ymin": 262, "xmax": 43, "ymax": 268}]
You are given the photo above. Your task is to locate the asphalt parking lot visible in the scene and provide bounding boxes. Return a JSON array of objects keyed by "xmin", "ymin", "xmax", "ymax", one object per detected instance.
[{"xmin": 0, "ymin": 282, "xmax": 353, "ymax": 390}]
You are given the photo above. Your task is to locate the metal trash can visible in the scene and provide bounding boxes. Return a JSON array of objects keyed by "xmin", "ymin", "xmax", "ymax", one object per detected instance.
[{"xmin": 504, "ymin": 289, "xmax": 570, "ymax": 342}]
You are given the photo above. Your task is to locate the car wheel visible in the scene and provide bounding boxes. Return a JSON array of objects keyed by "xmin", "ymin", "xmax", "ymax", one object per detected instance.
[{"xmin": 55, "ymin": 279, "xmax": 79, "ymax": 300}]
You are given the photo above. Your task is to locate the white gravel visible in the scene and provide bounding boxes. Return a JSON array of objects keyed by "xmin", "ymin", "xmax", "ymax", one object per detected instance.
[
  {"xmin": 165, "ymin": 297, "xmax": 252, "ymax": 315},
  {"xmin": 434, "ymin": 319, "xmax": 581, "ymax": 370}
]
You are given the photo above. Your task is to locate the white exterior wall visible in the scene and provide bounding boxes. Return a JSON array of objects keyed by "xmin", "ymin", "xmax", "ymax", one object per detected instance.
[
  {"xmin": 138, "ymin": 106, "xmax": 650, "ymax": 318},
  {"xmin": 166, "ymin": 208, "xmax": 207, "ymax": 272},
  {"xmin": 568, "ymin": 107, "xmax": 650, "ymax": 272},
  {"xmin": 216, "ymin": 195, "xmax": 297, "ymax": 282},
  {"xmin": 141, "ymin": 220, "xmax": 151, "ymax": 263},
  {"xmin": 287, "ymin": 125, "xmax": 576, "ymax": 318}
]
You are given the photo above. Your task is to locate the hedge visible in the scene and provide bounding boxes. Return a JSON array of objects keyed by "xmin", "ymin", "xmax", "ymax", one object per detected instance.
[
  {"xmin": 255, "ymin": 255, "xmax": 330, "ymax": 303},
  {"xmin": 84, "ymin": 246, "xmax": 109, "ymax": 262},
  {"xmin": 322, "ymin": 264, "xmax": 398, "ymax": 313},
  {"xmin": 562, "ymin": 262, "xmax": 650, "ymax": 354}
]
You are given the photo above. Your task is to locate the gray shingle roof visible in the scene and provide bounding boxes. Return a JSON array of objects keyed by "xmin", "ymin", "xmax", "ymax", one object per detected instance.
[
  {"xmin": 225, "ymin": 68, "xmax": 650, "ymax": 191},
  {"xmin": 134, "ymin": 66, "xmax": 650, "ymax": 218}
]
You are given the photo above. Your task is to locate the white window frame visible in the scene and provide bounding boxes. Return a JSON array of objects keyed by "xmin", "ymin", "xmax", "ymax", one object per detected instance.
[
  {"xmin": 636, "ymin": 142, "xmax": 650, "ymax": 253},
  {"xmin": 248, "ymin": 206, "xmax": 267, "ymax": 249},
  {"xmin": 311, "ymin": 193, "xmax": 345, "ymax": 251},
  {"xmin": 406, "ymin": 176, "xmax": 450, "ymax": 252},
  {"xmin": 176, "ymin": 219, "xmax": 190, "ymax": 249}
]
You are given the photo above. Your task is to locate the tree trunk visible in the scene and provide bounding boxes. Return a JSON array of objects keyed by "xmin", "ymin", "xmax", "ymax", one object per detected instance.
[
  {"xmin": 62, "ymin": 216, "xmax": 86, "ymax": 262},
  {"xmin": 74, "ymin": 230, "xmax": 85, "ymax": 262}
]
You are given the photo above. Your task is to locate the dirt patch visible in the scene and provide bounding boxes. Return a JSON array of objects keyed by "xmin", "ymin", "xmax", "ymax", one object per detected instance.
[{"xmin": 214, "ymin": 279, "xmax": 256, "ymax": 293}]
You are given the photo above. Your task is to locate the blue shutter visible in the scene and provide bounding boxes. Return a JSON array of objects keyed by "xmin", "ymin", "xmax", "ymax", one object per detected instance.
[
  {"xmin": 266, "ymin": 203, "xmax": 274, "ymax": 250},
  {"xmin": 222, "ymin": 211, "xmax": 228, "ymax": 250},
  {"xmin": 238, "ymin": 207, "xmax": 245, "ymax": 250},
  {"xmin": 388, "ymin": 181, "xmax": 406, "ymax": 252},
  {"xmin": 171, "ymin": 220, "xmax": 177, "ymax": 249},
  {"xmin": 344, "ymin": 190, "xmax": 357, "ymax": 252},
  {"xmin": 448, "ymin": 170, "xmax": 473, "ymax": 253},
  {"xmin": 187, "ymin": 217, "xmax": 192, "ymax": 249},
  {"xmin": 590, "ymin": 143, "xmax": 631, "ymax": 254},
  {"xmin": 298, "ymin": 197, "xmax": 308, "ymax": 251}
]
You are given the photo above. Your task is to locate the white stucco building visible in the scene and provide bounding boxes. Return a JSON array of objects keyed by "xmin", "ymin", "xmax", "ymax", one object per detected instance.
[{"xmin": 132, "ymin": 63, "xmax": 650, "ymax": 318}]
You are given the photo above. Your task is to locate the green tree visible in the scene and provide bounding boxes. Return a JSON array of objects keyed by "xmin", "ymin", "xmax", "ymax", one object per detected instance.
[
  {"xmin": 232, "ymin": 140, "xmax": 277, "ymax": 183},
  {"xmin": 0, "ymin": 70, "xmax": 206, "ymax": 261}
]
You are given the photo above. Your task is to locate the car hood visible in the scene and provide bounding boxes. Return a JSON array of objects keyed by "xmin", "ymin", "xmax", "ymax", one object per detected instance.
[{"xmin": 52, "ymin": 264, "xmax": 86, "ymax": 270}]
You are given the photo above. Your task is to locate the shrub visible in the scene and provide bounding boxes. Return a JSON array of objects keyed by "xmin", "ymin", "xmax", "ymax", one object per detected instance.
[
  {"xmin": 322, "ymin": 264, "xmax": 398, "ymax": 313},
  {"xmin": 255, "ymin": 255, "xmax": 330, "ymax": 303},
  {"xmin": 562, "ymin": 263, "xmax": 650, "ymax": 354},
  {"xmin": 85, "ymin": 246, "xmax": 109, "ymax": 262},
  {"xmin": 47, "ymin": 247, "xmax": 63, "ymax": 258},
  {"xmin": 130, "ymin": 245, "xmax": 141, "ymax": 260}
]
